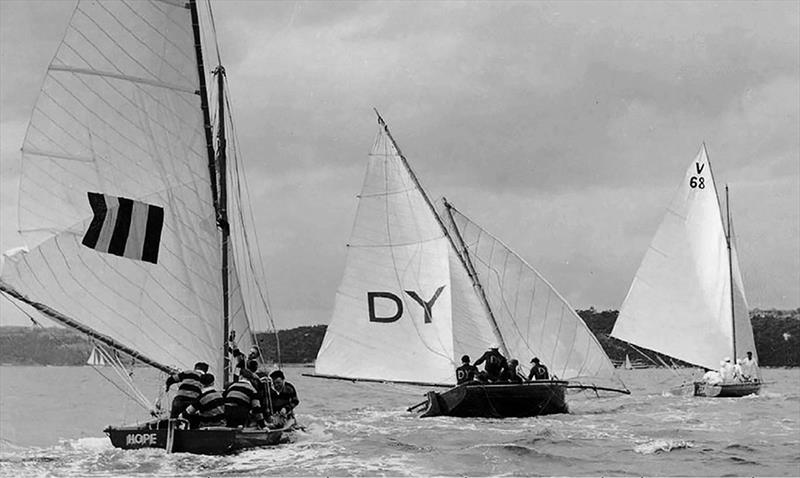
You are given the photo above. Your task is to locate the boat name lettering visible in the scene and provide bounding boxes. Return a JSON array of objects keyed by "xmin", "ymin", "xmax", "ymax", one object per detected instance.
[
  {"xmin": 125, "ymin": 432, "xmax": 158, "ymax": 446},
  {"xmin": 367, "ymin": 286, "xmax": 446, "ymax": 323}
]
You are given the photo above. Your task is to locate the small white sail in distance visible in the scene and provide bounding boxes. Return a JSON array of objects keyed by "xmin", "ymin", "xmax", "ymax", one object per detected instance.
[
  {"xmin": 87, "ymin": 346, "xmax": 108, "ymax": 367},
  {"xmin": 611, "ymin": 145, "xmax": 757, "ymax": 371}
]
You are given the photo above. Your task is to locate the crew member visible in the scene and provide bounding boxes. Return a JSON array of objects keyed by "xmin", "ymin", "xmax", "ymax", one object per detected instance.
[
  {"xmin": 224, "ymin": 372, "xmax": 265, "ymax": 428},
  {"xmin": 455, "ymin": 355, "xmax": 479, "ymax": 385},
  {"xmin": 474, "ymin": 344, "xmax": 508, "ymax": 382},
  {"xmin": 182, "ymin": 373, "xmax": 225, "ymax": 428},
  {"xmin": 527, "ymin": 357, "xmax": 549, "ymax": 381},
  {"xmin": 166, "ymin": 362, "xmax": 208, "ymax": 418},
  {"xmin": 503, "ymin": 359, "xmax": 523, "ymax": 383},
  {"xmin": 269, "ymin": 370, "xmax": 299, "ymax": 425},
  {"xmin": 740, "ymin": 351, "xmax": 758, "ymax": 381}
]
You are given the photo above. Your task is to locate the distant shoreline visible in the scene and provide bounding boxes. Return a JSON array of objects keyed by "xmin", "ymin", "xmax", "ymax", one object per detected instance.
[{"xmin": 1, "ymin": 309, "xmax": 797, "ymax": 367}]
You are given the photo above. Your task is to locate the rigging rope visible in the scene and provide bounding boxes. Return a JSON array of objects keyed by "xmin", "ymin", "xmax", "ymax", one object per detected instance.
[{"xmin": 5, "ymin": 297, "xmax": 155, "ymax": 412}]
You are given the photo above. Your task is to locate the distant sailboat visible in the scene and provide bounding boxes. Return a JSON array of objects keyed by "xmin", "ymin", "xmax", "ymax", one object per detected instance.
[
  {"xmin": 0, "ymin": 0, "xmax": 288, "ymax": 453},
  {"xmin": 623, "ymin": 354, "xmax": 633, "ymax": 370},
  {"xmin": 86, "ymin": 346, "xmax": 108, "ymax": 367},
  {"xmin": 308, "ymin": 112, "xmax": 628, "ymax": 418},
  {"xmin": 611, "ymin": 145, "xmax": 760, "ymax": 397}
]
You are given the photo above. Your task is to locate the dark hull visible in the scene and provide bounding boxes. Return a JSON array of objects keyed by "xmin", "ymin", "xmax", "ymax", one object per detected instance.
[
  {"xmin": 419, "ymin": 381, "xmax": 569, "ymax": 418},
  {"xmin": 105, "ymin": 419, "xmax": 287, "ymax": 455},
  {"xmin": 693, "ymin": 381, "xmax": 761, "ymax": 397}
]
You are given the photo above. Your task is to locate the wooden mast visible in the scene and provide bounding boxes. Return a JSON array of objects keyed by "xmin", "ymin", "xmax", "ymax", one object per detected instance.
[
  {"xmin": 725, "ymin": 185, "xmax": 737, "ymax": 361},
  {"xmin": 215, "ymin": 65, "xmax": 231, "ymax": 386},
  {"xmin": 189, "ymin": 0, "xmax": 230, "ymax": 385}
]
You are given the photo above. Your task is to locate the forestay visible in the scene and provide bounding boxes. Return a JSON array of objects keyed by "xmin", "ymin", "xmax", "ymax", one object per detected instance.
[
  {"xmin": 611, "ymin": 146, "xmax": 757, "ymax": 371},
  {"xmin": 0, "ymin": 0, "xmax": 261, "ymax": 377},
  {"xmin": 440, "ymin": 202, "xmax": 621, "ymax": 386}
]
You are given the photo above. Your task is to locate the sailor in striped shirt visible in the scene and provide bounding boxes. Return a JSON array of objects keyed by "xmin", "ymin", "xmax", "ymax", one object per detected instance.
[
  {"xmin": 182, "ymin": 373, "xmax": 225, "ymax": 428},
  {"xmin": 166, "ymin": 362, "xmax": 209, "ymax": 418},
  {"xmin": 224, "ymin": 374, "xmax": 266, "ymax": 428}
]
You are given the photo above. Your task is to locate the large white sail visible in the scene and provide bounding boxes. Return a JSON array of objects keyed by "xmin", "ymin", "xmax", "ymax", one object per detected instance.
[
  {"xmin": 611, "ymin": 145, "xmax": 752, "ymax": 371},
  {"xmin": 441, "ymin": 202, "xmax": 621, "ymax": 386},
  {"xmin": 0, "ymin": 1, "xmax": 256, "ymax": 377},
  {"xmin": 315, "ymin": 126, "xmax": 470, "ymax": 385}
]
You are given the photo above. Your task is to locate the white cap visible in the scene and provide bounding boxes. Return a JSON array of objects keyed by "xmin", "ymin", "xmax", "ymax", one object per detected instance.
[{"xmin": 489, "ymin": 343, "xmax": 499, "ymax": 349}]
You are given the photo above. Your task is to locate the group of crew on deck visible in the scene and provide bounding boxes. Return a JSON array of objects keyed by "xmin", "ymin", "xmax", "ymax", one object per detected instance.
[
  {"xmin": 166, "ymin": 346, "xmax": 299, "ymax": 430},
  {"xmin": 701, "ymin": 351, "xmax": 759, "ymax": 385},
  {"xmin": 455, "ymin": 344, "xmax": 551, "ymax": 385}
]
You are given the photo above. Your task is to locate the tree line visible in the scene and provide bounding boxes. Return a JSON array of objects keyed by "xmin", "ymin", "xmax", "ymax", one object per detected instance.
[{"xmin": 1, "ymin": 309, "xmax": 797, "ymax": 367}]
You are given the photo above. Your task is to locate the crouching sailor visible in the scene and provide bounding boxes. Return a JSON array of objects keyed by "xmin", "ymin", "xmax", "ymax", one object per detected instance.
[
  {"xmin": 165, "ymin": 362, "xmax": 209, "ymax": 418},
  {"xmin": 181, "ymin": 373, "xmax": 225, "ymax": 428},
  {"xmin": 268, "ymin": 370, "xmax": 299, "ymax": 426},
  {"xmin": 224, "ymin": 373, "xmax": 266, "ymax": 428}
]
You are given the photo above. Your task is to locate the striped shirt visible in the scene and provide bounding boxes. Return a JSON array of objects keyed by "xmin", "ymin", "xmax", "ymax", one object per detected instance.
[
  {"xmin": 166, "ymin": 369, "xmax": 203, "ymax": 399},
  {"xmin": 185, "ymin": 387, "xmax": 225, "ymax": 425}
]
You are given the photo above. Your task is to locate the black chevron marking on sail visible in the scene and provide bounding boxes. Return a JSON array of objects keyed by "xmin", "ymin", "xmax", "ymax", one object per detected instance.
[{"xmin": 82, "ymin": 192, "xmax": 107, "ymax": 249}]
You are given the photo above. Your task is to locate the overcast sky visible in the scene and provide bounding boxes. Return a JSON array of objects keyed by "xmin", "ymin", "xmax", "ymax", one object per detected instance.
[{"xmin": 1, "ymin": 1, "xmax": 798, "ymax": 329}]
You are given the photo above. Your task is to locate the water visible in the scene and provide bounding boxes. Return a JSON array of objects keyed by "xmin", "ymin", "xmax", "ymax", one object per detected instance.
[{"xmin": 1, "ymin": 365, "xmax": 798, "ymax": 476}]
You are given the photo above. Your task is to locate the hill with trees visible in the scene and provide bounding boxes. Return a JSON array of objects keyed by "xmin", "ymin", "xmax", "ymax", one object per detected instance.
[{"xmin": 1, "ymin": 309, "xmax": 797, "ymax": 367}]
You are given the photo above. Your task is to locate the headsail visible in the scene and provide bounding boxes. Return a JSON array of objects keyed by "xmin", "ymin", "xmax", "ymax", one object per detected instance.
[
  {"xmin": 0, "ymin": 1, "xmax": 258, "ymax": 379},
  {"xmin": 611, "ymin": 145, "xmax": 756, "ymax": 370},
  {"xmin": 441, "ymin": 201, "xmax": 622, "ymax": 387}
]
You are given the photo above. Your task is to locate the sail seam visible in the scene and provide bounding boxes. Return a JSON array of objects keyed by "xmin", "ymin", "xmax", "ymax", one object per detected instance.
[{"xmin": 50, "ymin": 65, "xmax": 195, "ymax": 95}]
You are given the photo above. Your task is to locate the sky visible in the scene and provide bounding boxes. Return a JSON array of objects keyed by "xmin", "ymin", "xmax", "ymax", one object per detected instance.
[{"xmin": 1, "ymin": 1, "xmax": 798, "ymax": 330}]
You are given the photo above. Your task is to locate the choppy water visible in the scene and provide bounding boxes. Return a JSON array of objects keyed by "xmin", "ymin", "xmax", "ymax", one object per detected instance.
[{"xmin": 0, "ymin": 365, "xmax": 798, "ymax": 476}]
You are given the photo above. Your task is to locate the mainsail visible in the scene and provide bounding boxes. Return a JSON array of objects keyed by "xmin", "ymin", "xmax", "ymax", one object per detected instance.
[
  {"xmin": 611, "ymin": 145, "xmax": 757, "ymax": 371},
  {"xmin": 315, "ymin": 114, "xmax": 622, "ymax": 390},
  {"xmin": 0, "ymin": 1, "xmax": 270, "ymax": 387}
]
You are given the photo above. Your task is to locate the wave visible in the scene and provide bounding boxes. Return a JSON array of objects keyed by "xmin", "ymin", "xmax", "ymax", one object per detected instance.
[{"xmin": 633, "ymin": 439, "xmax": 694, "ymax": 454}]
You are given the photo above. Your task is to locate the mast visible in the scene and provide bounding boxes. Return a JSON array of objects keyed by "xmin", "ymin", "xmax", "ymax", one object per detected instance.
[
  {"xmin": 215, "ymin": 65, "xmax": 231, "ymax": 386},
  {"xmin": 373, "ymin": 109, "xmax": 508, "ymax": 355},
  {"xmin": 725, "ymin": 185, "xmax": 737, "ymax": 361},
  {"xmin": 189, "ymin": 0, "xmax": 230, "ymax": 385}
]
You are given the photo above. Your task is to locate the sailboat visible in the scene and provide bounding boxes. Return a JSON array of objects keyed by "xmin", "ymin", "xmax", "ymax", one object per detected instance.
[
  {"xmin": 611, "ymin": 145, "xmax": 761, "ymax": 398},
  {"xmin": 0, "ymin": 0, "xmax": 290, "ymax": 453},
  {"xmin": 308, "ymin": 112, "xmax": 628, "ymax": 418},
  {"xmin": 623, "ymin": 354, "xmax": 633, "ymax": 370},
  {"xmin": 86, "ymin": 346, "xmax": 108, "ymax": 367}
]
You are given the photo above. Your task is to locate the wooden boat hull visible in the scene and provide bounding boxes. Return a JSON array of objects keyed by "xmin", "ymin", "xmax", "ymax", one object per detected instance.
[
  {"xmin": 419, "ymin": 380, "xmax": 569, "ymax": 418},
  {"xmin": 693, "ymin": 381, "xmax": 760, "ymax": 397},
  {"xmin": 105, "ymin": 419, "xmax": 287, "ymax": 455}
]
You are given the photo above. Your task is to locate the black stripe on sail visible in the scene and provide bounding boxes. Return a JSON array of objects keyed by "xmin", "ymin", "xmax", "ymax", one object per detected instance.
[
  {"xmin": 142, "ymin": 204, "xmax": 164, "ymax": 264},
  {"xmin": 108, "ymin": 197, "xmax": 134, "ymax": 256},
  {"xmin": 82, "ymin": 192, "xmax": 107, "ymax": 249}
]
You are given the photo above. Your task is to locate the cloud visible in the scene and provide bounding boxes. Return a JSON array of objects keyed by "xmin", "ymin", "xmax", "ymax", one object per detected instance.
[{"xmin": 1, "ymin": 0, "xmax": 797, "ymax": 328}]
